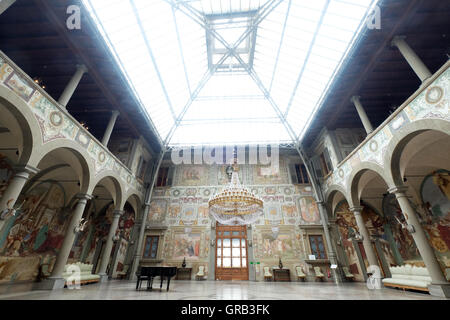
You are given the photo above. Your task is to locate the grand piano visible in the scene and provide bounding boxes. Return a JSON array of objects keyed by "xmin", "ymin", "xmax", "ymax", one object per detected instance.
[{"xmin": 136, "ymin": 266, "xmax": 177, "ymax": 291}]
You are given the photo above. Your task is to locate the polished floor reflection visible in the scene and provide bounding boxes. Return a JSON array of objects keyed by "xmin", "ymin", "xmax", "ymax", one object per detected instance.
[{"xmin": 0, "ymin": 280, "xmax": 447, "ymax": 300}]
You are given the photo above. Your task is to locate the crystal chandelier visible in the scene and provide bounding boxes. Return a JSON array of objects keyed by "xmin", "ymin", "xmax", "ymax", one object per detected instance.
[{"xmin": 208, "ymin": 161, "xmax": 264, "ymax": 225}]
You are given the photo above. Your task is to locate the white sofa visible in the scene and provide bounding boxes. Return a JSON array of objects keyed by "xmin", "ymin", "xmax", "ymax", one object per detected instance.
[
  {"xmin": 62, "ymin": 262, "xmax": 100, "ymax": 286},
  {"xmin": 382, "ymin": 264, "xmax": 431, "ymax": 292}
]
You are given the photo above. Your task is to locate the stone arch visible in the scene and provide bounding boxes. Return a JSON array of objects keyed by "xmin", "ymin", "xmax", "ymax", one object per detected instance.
[
  {"xmin": 348, "ymin": 162, "xmax": 393, "ymax": 209},
  {"xmin": 90, "ymin": 171, "xmax": 125, "ymax": 209},
  {"xmin": 28, "ymin": 140, "xmax": 94, "ymax": 195},
  {"xmin": 123, "ymin": 192, "xmax": 143, "ymax": 219},
  {"xmin": 324, "ymin": 184, "xmax": 351, "ymax": 218},
  {"xmin": 0, "ymin": 87, "xmax": 42, "ymax": 165},
  {"xmin": 385, "ymin": 118, "xmax": 450, "ymax": 187}
]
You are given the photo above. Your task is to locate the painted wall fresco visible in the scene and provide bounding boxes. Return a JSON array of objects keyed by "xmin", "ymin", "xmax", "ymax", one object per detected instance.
[
  {"xmin": 335, "ymin": 201, "xmax": 400, "ymax": 281},
  {"xmin": 0, "ymin": 154, "xmax": 14, "ymax": 201},
  {"xmin": 420, "ymin": 170, "xmax": 450, "ymax": 268},
  {"xmin": 0, "ymin": 182, "xmax": 68, "ymax": 282},
  {"xmin": 147, "ymin": 159, "xmax": 319, "ymax": 279}
]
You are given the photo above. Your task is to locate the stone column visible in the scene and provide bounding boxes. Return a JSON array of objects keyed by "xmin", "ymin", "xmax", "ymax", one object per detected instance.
[
  {"xmin": 130, "ymin": 203, "xmax": 150, "ymax": 280},
  {"xmin": 101, "ymin": 110, "xmax": 120, "ymax": 147},
  {"xmin": 0, "ymin": 0, "xmax": 16, "ymax": 15},
  {"xmin": 58, "ymin": 64, "xmax": 88, "ymax": 108},
  {"xmin": 391, "ymin": 36, "xmax": 432, "ymax": 82},
  {"xmin": 97, "ymin": 209, "xmax": 123, "ymax": 282},
  {"xmin": 0, "ymin": 165, "xmax": 39, "ymax": 231},
  {"xmin": 350, "ymin": 96, "xmax": 374, "ymax": 135},
  {"xmin": 317, "ymin": 201, "xmax": 342, "ymax": 284},
  {"xmin": 388, "ymin": 187, "xmax": 449, "ymax": 297},
  {"xmin": 349, "ymin": 206, "xmax": 379, "ymax": 268},
  {"xmin": 35, "ymin": 193, "xmax": 92, "ymax": 290}
]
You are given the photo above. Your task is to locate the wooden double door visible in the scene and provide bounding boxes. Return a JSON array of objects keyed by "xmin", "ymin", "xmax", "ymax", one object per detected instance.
[{"xmin": 215, "ymin": 224, "xmax": 248, "ymax": 280}]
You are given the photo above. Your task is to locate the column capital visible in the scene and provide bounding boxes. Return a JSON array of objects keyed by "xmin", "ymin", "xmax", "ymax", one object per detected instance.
[
  {"xmin": 113, "ymin": 209, "xmax": 125, "ymax": 218},
  {"xmin": 112, "ymin": 110, "xmax": 120, "ymax": 117},
  {"xmin": 391, "ymin": 35, "xmax": 407, "ymax": 47},
  {"xmin": 350, "ymin": 95, "xmax": 361, "ymax": 104},
  {"xmin": 13, "ymin": 165, "xmax": 39, "ymax": 175},
  {"xmin": 388, "ymin": 186, "xmax": 408, "ymax": 195},
  {"xmin": 315, "ymin": 200, "xmax": 325, "ymax": 206},
  {"xmin": 75, "ymin": 193, "xmax": 92, "ymax": 200},
  {"xmin": 76, "ymin": 63, "xmax": 88, "ymax": 74},
  {"xmin": 349, "ymin": 206, "xmax": 364, "ymax": 213},
  {"xmin": 142, "ymin": 203, "xmax": 151, "ymax": 209}
]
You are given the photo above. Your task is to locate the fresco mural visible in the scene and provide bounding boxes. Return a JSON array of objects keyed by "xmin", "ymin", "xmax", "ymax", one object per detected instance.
[
  {"xmin": 176, "ymin": 165, "xmax": 209, "ymax": 186},
  {"xmin": 420, "ymin": 170, "xmax": 450, "ymax": 268},
  {"xmin": 298, "ymin": 196, "xmax": 320, "ymax": 224},
  {"xmin": 382, "ymin": 194, "xmax": 422, "ymax": 263},
  {"xmin": 84, "ymin": 203, "xmax": 114, "ymax": 264},
  {"xmin": 335, "ymin": 201, "xmax": 363, "ymax": 280},
  {"xmin": 0, "ymin": 181, "xmax": 68, "ymax": 282},
  {"xmin": 172, "ymin": 233, "xmax": 201, "ymax": 260},
  {"xmin": 148, "ymin": 199, "xmax": 167, "ymax": 223}
]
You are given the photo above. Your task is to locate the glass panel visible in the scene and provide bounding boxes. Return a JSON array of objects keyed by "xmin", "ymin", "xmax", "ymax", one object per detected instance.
[
  {"xmin": 232, "ymin": 258, "xmax": 241, "ymax": 267},
  {"xmin": 241, "ymin": 239, "xmax": 246, "ymax": 247},
  {"xmin": 242, "ymin": 259, "xmax": 247, "ymax": 267},
  {"xmin": 232, "ymin": 239, "xmax": 240, "ymax": 247},
  {"xmin": 217, "ymin": 248, "xmax": 222, "ymax": 257},
  {"xmin": 223, "ymin": 248, "xmax": 231, "ymax": 257},
  {"xmin": 223, "ymin": 231, "xmax": 230, "ymax": 236},
  {"xmin": 241, "ymin": 248, "xmax": 246, "ymax": 257},
  {"xmin": 232, "ymin": 231, "xmax": 240, "ymax": 236},
  {"xmin": 232, "ymin": 248, "xmax": 240, "ymax": 257},
  {"xmin": 223, "ymin": 239, "xmax": 230, "ymax": 247},
  {"xmin": 217, "ymin": 258, "xmax": 221, "ymax": 267},
  {"xmin": 223, "ymin": 258, "xmax": 231, "ymax": 267},
  {"xmin": 217, "ymin": 239, "xmax": 222, "ymax": 247}
]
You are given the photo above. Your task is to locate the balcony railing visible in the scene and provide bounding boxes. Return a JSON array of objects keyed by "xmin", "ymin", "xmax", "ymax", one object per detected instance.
[
  {"xmin": 322, "ymin": 59, "xmax": 450, "ymax": 194},
  {"xmin": 0, "ymin": 51, "xmax": 144, "ymax": 195}
]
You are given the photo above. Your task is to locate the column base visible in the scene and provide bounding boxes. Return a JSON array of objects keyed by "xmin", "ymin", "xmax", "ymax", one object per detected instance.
[
  {"xmin": 428, "ymin": 283, "xmax": 450, "ymax": 298},
  {"xmin": 32, "ymin": 277, "xmax": 66, "ymax": 290},
  {"xmin": 98, "ymin": 273, "xmax": 109, "ymax": 283}
]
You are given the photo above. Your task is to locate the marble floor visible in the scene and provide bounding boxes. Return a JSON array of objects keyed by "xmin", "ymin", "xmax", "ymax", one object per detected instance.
[{"xmin": 0, "ymin": 280, "xmax": 447, "ymax": 300}]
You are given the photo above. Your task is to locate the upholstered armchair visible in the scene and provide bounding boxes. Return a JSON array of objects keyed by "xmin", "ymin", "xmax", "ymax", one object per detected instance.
[
  {"xmin": 342, "ymin": 266, "xmax": 355, "ymax": 281},
  {"xmin": 196, "ymin": 266, "xmax": 205, "ymax": 280},
  {"xmin": 295, "ymin": 266, "xmax": 306, "ymax": 281},
  {"xmin": 313, "ymin": 266, "xmax": 325, "ymax": 281},
  {"xmin": 263, "ymin": 266, "xmax": 273, "ymax": 281}
]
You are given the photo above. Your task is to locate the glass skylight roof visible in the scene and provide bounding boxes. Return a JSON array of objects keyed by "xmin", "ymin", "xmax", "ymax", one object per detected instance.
[{"xmin": 83, "ymin": 0, "xmax": 377, "ymax": 146}]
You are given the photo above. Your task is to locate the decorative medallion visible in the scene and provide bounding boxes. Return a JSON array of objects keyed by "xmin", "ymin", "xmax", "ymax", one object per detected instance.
[
  {"xmin": 127, "ymin": 175, "xmax": 132, "ymax": 183},
  {"xmin": 203, "ymin": 189, "xmax": 210, "ymax": 197},
  {"xmin": 369, "ymin": 140, "xmax": 378, "ymax": 152},
  {"xmin": 338, "ymin": 168, "xmax": 344, "ymax": 178},
  {"xmin": 173, "ymin": 189, "xmax": 181, "ymax": 197},
  {"xmin": 49, "ymin": 111, "xmax": 63, "ymax": 127},
  {"xmin": 98, "ymin": 151, "xmax": 106, "ymax": 163},
  {"xmin": 283, "ymin": 187, "xmax": 292, "ymax": 195},
  {"xmin": 425, "ymin": 86, "xmax": 443, "ymax": 104},
  {"xmin": 75, "ymin": 130, "xmax": 91, "ymax": 148}
]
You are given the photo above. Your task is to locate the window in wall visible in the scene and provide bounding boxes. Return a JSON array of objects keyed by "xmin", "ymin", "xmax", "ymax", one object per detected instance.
[
  {"xmin": 309, "ymin": 235, "xmax": 327, "ymax": 260},
  {"xmin": 294, "ymin": 164, "xmax": 309, "ymax": 184},
  {"xmin": 138, "ymin": 159, "xmax": 148, "ymax": 181},
  {"xmin": 143, "ymin": 235, "xmax": 159, "ymax": 259},
  {"xmin": 319, "ymin": 152, "xmax": 330, "ymax": 176},
  {"xmin": 156, "ymin": 167, "xmax": 169, "ymax": 187}
]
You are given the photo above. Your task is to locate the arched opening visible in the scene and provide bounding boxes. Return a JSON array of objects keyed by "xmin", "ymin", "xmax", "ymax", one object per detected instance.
[
  {"xmin": 0, "ymin": 146, "xmax": 90, "ymax": 283},
  {"xmin": 347, "ymin": 168, "xmax": 410, "ymax": 279},
  {"xmin": 391, "ymin": 128, "xmax": 450, "ymax": 272},
  {"xmin": 70, "ymin": 175, "xmax": 122, "ymax": 274},
  {"xmin": 0, "ymin": 96, "xmax": 35, "ymax": 167}
]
